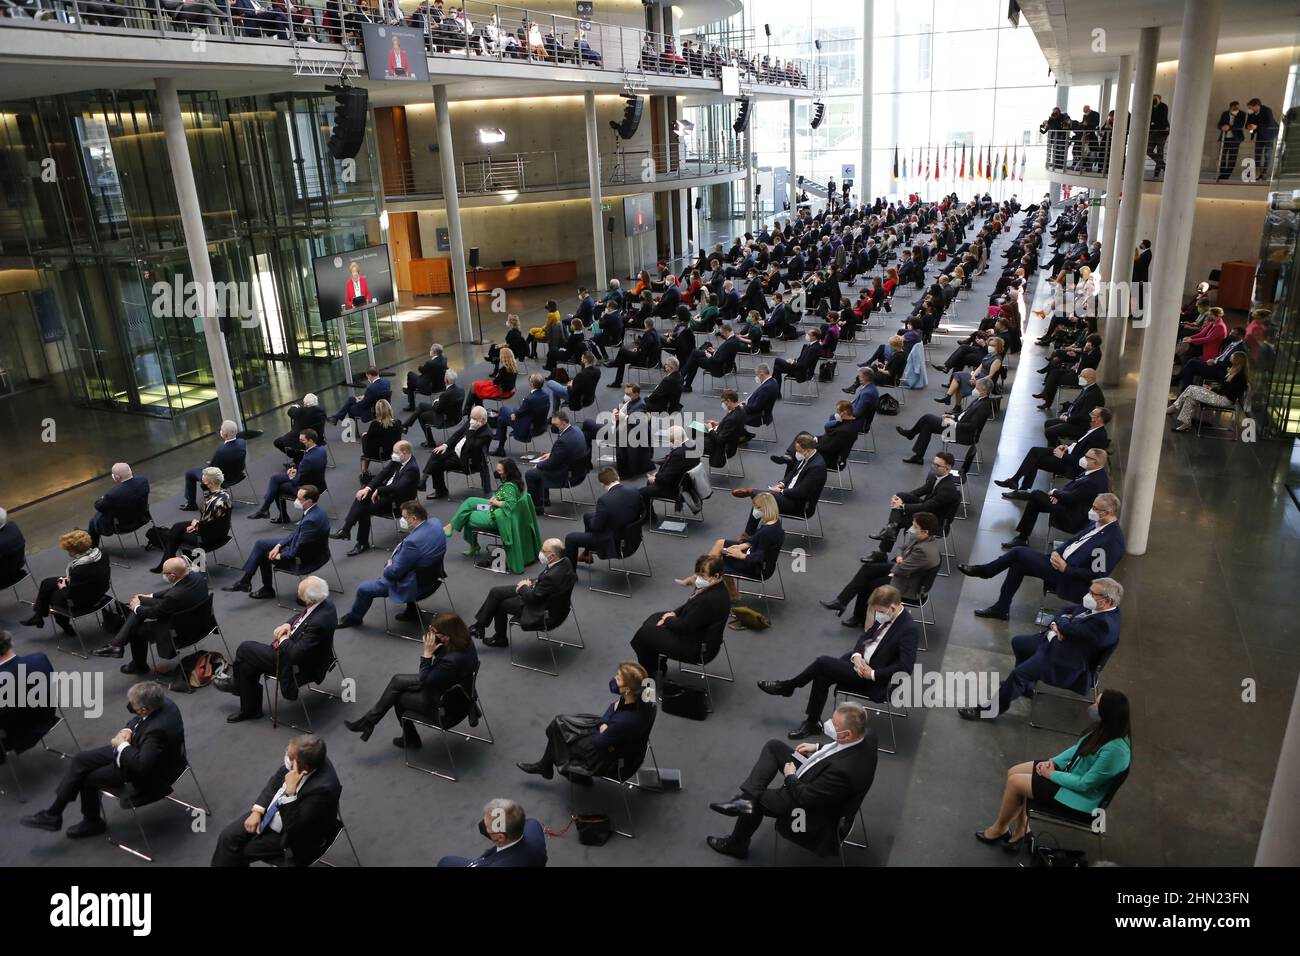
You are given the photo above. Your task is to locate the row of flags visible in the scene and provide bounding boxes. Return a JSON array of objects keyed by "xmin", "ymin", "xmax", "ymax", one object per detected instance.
[{"xmin": 890, "ymin": 143, "xmax": 1026, "ymax": 183}]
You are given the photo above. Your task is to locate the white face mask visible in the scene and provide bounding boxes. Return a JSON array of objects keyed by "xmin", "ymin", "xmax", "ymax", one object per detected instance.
[
  {"xmin": 694, "ymin": 576, "xmax": 711, "ymax": 590},
  {"xmin": 398, "ymin": 517, "xmax": 410, "ymax": 531},
  {"xmin": 1082, "ymin": 593, "xmax": 1099, "ymax": 611},
  {"xmin": 292, "ymin": 499, "xmax": 305, "ymax": 511},
  {"xmin": 754, "ymin": 377, "xmax": 762, "ymax": 386},
  {"xmin": 987, "ymin": 345, "xmax": 995, "ymax": 354},
  {"xmin": 874, "ymin": 610, "xmax": 892, "ymax": 625},
  {"xmin": 538, "ymin": 551, "xmax": 548, "ymax": 564},
  {"xmin": 822, "ymin": 718, "xmax": 841, "ymax": 740},
  {"xmin": 391, "ymin": 452, "xmax": 403, "ymax": 463},
  {"xmin": 1087, "ymin": 508, "xmax": 1101, "ymax": 523},
  {"xmin": 751, "ymin": 507, "xmax": 763, "ymax": 520},
  {"xmin": 1079, "ymin": 456, "xmax": 1091, "ymax": 470}
]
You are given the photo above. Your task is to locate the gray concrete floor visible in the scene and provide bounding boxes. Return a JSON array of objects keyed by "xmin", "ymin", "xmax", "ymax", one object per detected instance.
[{"xmin": 1, "ymin": 211, "xmax": 1295, "ymax": 867}]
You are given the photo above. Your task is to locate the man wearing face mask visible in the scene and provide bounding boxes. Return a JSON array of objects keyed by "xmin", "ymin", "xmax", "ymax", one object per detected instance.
[
  {"xmin": 21, "ymin": 682, "xmax": 185, "ymax": 837},
  {"xmin": 865, "ymin": 452, "xmax": 960, "ymax": 558},
  {"xmin": 641, "ymin": 356, "xmax": 684, "ymax": 414},
  {"xmin": 250, "ymin": 430, "xmax": 325, "ymax": 523},
  {"xmin": 338, "ymin": 501, "xmax": 447, "ymax": 628},
  {"xmin": 210, "ymin": 734, "xmax": 343, "ymax": 866},
  {"xmin": 224, "ymin": 485, "xmax": 330, "ymax": 599},
  {"xmin": 524, "ymin": 409, "xmax": 587, "ymax": 509},
  {"xmin": 770, "ymin": 400, "xmax": 860, "ymax": 471},
  {"xmin": 564, "ymin": 467, "xmax": 641, "ymax": 567},
  {"xmin": 741, "ymin": 364, "xmax": 780, "ymax": 442},
  {"xmin": 86, "ymin": 462, "xmax": 151, "ymax": 549},
  {"xmin": 770, "ymin": 326, "xmax": 822, "ymax": 388},
  {"xmin": 224, "ymin": 576, "xmax": 337, "ymax": 723},
  {"xmin": 823, "ymin": 512, "xmax": 941, "ymax": 627},
  {"xmin": 423, "ymin": 405, "xmax": 493, "ymax": 500},
  {"xmin": 961, "ymin": 493, "xmax": 1126, "ymax": 621},
  {"xmin": 1043, "ymin": 368, "xmax": 1105, "ymax": 444},
  {"xmin": 332, "ymin": 440, "xmax": 420, "ymax": 556},
  {"xmin": 703, "ymin": 389, "xmax": 748, "ymax": 467},
  {"xmin": 438, "ymin": 798, "xmax": 547, "ymax": 867},
  {"xmin": 999, "ymin": 449, "xmax": 1110, "ymax": 549},
  {"xmin": 1217, "ymin": 100, "xmax": 1246, "ymax": 180},
  {"xmin": 959, "ymin": 578, "xmax": 1122, "ymax": 721},
  {"xmin": 730, "ymin": 434, "xmax": 827, "ymax": 520},
  {"xmin": 470, "ymin": 538, "xmax": 576, "ymax": 648},
  {"xmin": 758, "ymin": 585, "xmax": 920, "ymax": 738},
  {"xmin": 996, "ymin": 406, "xmax": 1111, "ymax": 492},
  {"xmin": 92, "ymin": 557, "xmax": 209, "ymax": 676},
  {"xmin": 707, "ymin": 702, "xmax": 878, "ymax": 860},
  {"xmin": 1244, "ymin": 98, "xmax": 1279, "ymax": 177}
]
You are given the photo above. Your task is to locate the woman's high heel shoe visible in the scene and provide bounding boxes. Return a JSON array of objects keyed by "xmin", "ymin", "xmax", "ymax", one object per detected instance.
[
  {"xmin": 973, "ymin": 828, "xmax": 1011, "ymax": 845},
  {"xmin": 344, "ymin": 717, "xmax": 376, "ymax": 742}
]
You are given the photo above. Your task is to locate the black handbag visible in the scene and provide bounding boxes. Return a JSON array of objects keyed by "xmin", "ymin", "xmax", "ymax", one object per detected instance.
[
  {"xmin": 1027, "ymin": 831, "xmax": 1087, "ymax": 867},
  {"xmin": 818, "ymin": 359, "xmax": 838, "ymax": 382},
  {"xmin": 660, "ymin": 679, "xmax": 709, "ymax": 720},
  {"xmin": 876, "ymin": 393, "xmax": 900, "ymax": 416},
  {"xmin": 575, "ymin": 814, "xmax": 614, "ymax": 846}
]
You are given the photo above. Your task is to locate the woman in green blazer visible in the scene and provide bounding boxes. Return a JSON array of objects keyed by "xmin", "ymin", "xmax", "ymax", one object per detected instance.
[
  {"xmin": 974, "ymin": 690, "xmax": 1131, "ymax": 850},
  {"xmin": 446, "ymin": 458, "xmax": 541, "ymax": 574}
]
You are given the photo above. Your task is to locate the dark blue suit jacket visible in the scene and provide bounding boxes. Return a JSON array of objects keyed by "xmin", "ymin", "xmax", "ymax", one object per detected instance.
[
  {"xmin": 536, "ymin": 425, "xmax": 587, "ymax": 482},
  {"xmin": 1016, "ymin": 604, "xmax": 1120, "ymax": 694},
  {"xmin": 442, "ymin": 818, "xmax": 548, "ymax": 867},
  {"xmin": 93, "ymin": 476, "xmax": 151, "ymax": 530},
  {"xmin": 280, "ymin": 503, "xmax": 331, "ymax": 565},
  {"xmin": 850, "ymin": 383, "xmax": 880, "ymax": 418},
  {"xmin": 1050, "ymin": 468, "xmax": 1110, "ymax": 532},
  {"xmin": 0, "ymin": 651, "xmax": 54, "ymax": 745},
  {"xmin": 745, "ymin": 377, "xmax": 780, "ymax": 426},
  {"xmin": 296, "ymin": 444, "xmax": 329, "ymax": 491},
  {"xmin": 1051, "ymin": 521, "xmax": 1125, "ymax": 602},
  {"xmin": 210, "ymin": 438, "xmax": 247, "ymax": 480},
  {"xmin": 382, "ymin": 519, "xmax": 447, "ymax": 604},
  {"xmin": 575, "ymin": 295, "xmax": 595, "ymax": 326},
  {"xmin": 0, "ymin": 521, "xmax": 26, "ymax": 580},
  {"xmin": 356, "ymin": 378, "xmax": 392, "ymax": 422},
  {"xmin": 582, "ymin": 483, "xmax": 642, "ymax": 556},
  {"xmin": 509, "ymin": 390, "xmax": 552, "ymax": 441}
]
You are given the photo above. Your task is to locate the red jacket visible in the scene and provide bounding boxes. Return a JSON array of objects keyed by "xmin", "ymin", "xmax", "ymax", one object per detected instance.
[
  {"xmin": 343, "ymin": 275, "xmax": 370, "ymax": 309},
  {"xmin": 1186, "ymin": 317, "xmax": 1227, "ymax": 361}
]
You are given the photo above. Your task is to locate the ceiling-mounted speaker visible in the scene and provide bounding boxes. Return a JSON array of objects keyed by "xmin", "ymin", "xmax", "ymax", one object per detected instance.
[
  {"xmin": 609, "ymin": 94, "xmax": 644, "ymax": 140},
  {"xmin": 810, "ymin": 101, "xmax": 826, "ymax": 129},
  {"xmin": 764, "ymin": 24, "xmax": 771, "ymax": 37},
  {"xmin": 327, "ymin": 84, "xmax": 368, "ymax": 160},
  {"xmin": 733, "ymin": 97, "xmax": 752, "ymax": 134},
  {"xmin": 695, "ymin": 196, "xmax": 702, "ymax": 210},
  {"xmin": 814, "ymin": 39, "xmax": 822, "ymax": 52}
]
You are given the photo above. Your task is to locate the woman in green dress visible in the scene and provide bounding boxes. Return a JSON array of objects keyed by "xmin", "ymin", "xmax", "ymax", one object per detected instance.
[{"xmin": 445, "ymin": 458, "xmax": 542, "ymax": 573}]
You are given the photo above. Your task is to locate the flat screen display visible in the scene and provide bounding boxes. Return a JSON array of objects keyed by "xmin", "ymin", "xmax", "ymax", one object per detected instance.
[
  {"xmin": 361, "ymin": 24, "xmax": 430, "ymax": 83},
  {"xmin": 312, "ymin": 243, "xmax": 395, "ymax": 322},
  {"xmin": 623, "ymin": 194, "xmax": 654, "ymax": 238}
]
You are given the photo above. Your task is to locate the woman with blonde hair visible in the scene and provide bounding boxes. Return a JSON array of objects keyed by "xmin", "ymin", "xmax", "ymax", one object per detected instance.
[
  {"xmin": 464, "ymin": 347, "xmax": 519, "ymax": 416},
  {"xmin": 1168, "ymin": 351, "xmax": 1249, "ymax": 432},
  {"xmin": 937, "ymin": 336, "xmax": 1004, "ymax": 407},
  {"xmin": 22, "ymin": 530, "xmax": 111, "ymax": 635},
  {"xmin": 708, "ymin": 492, "xmax": 785, "ymax": 599},
  {"xmin": 360, "ymin": 398, "xmax": 403, "ymax": 475}
]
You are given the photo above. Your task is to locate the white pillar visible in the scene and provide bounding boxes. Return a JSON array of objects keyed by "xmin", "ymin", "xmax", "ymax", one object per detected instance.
[
  {"xmin": 1122, "ymin": 0, "xmax": 1222, "ymax": 555},
  {"xmin": 788, "ymin": 98, "xmax": 798, "ymax": 212},
  {"xmin": 584, "ymin": 91, "xmax": 608, "ymax": 288},
  {"xmin": 1104, "ymin": 26, "xmax": 1160, "ymax": 380},
  {"xmin": 155, "ymin": 77, "xmax": 242, "ymax": 430},
  {"xmin": 434, "ymin": 85, "xmax": 474, "ymax": 343},
  {"xmin": 1049, "ymin": 84, "xmax": 1069, "ymax": 206},
  {"xmin": 744, "ymin": 111, "xmax": 754, "ymax": 235},
  {"xmin": 861, "ymin": 0, "xmax": 872, "ymax": 202},
  {"xmin": 1099, "ymin": 54, "xmax": 1133, "ymax": 385}
]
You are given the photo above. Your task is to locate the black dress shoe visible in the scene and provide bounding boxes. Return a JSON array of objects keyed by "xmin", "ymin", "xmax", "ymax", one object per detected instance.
[
  {"xmin": 469, "ymin": 624, "xmax": 485, "ymax": 641},
  {"xmin": 20, "ymin": 614, "xmax": 44, "ymax": 628},
  {"xmin": 92, "ymin": 644, "xmax": 124, "ymax": 659},
  {"xmin": 842, "ymin": 617, "xmax": 865, "ymax": 628},
  {"xmin": 973, "ymin": 606, "xmax": 1009, "ymax": 620},
  {"xmin": 120, "ymin": 661, "xmax": 149, "ymax": 675},
  {"xmin": 1000, "ymin": 537, "xmax": 1029, "ymax": 550},
  {"xmin": 483, "ymin": 634, "xmax": 508, "ymax": 648},
  {"xmin": 147, "ymin": 563, "xmax": 165, "ymax": 575},
  {"xmin": 226, "ymin": 711, "xmax": 261, "ymax": 723},
  {"xmin": 247, "ymin": 511, "xmax": 270, "ymax": 520},
  {"xmin": 1001, "ymin": 491, "xmax": 1031, "ymax": 501},
  {"xmin": 66, "ymin": 817, "xmax": 108, "ymax": 839},
  {"xmin": 394, "ymin": 606, "xmax": 419, "ymax": 622},
  {"xmin": 756, "ymin": 680, "xmax": 794, "ymax": 697},
  {"xmin": 346, "ymin": 544, "xmax": 371, "ymax": 557},
  {"xmin": 223, "ymin": 579, "xmax": 252, "ymax": 593},
  {"xmin": 902, "ymin": 455, "xmax": 924, "ymax": 464},
  {"xmin": 957, "ymin": 564, "xmax": 982, "ymax": 577},
  {"xmin": 841, "ymin": 385, "xmax": 858, "ymax": 394},
  {"xmin": 20, "ymin": 810, "xmax": 62, "ymax": 831},
  {"xmin": 344, "ymin": 717, "xmax": 375, "ymax": 742},
  {"xmin": 819, "ymin": 598, "xmax": 845, "ymax": 614},
  {"xmin": 974, "ymin": 828, "xmax": 1011, "ymax": 845},
  {"xmin": 517, "ymin": 760, "xmax": 554, "ymax": 780},
  {"xmin": 706, "ymin": 835, "xmax": 749, "ymax": 859},
  {"xmin": 329, "ymin": 529, "xmax": 350, "ymax": 540},
  {"xmin": 393, "ymin": 732, "xmax": 423, "ymax": 749},
  {"xmin": 249, "ymin": 586, "xmax": 275, "ymax": 600},
  {"xmin": 787, "ymin": 718, "xmax": 822, "ymax": 740},
  {"xmin": 895, "ymin": 426, "xmax": 911, "ymax": 438},
  {"xmin": 268, "ymin": 515, "xmax": 291, "ymax": 525},
  {"xmin": 957, "ymin": 706, "xmax": 992, "ymax": 721},
  {"xmin": 770, "ymin": 455, "xmax": 791, "ymax": 465},
  {"xmin": 994, "ymin": 477, "xmax": 1018, "ymax": 490},
  {"xmin": 709, "ymin": 796, "xmax": 755, "ymax": 817},
  {"xmin": 336, "ymin": 614, "xmax": 362, "ymax": 629}
]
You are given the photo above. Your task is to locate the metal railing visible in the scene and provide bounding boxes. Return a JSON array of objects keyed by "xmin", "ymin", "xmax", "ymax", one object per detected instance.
[
  {"xmin": 1, "ymin": 0, "xmax": 820, "ymax": 91},
  {"xmin": 1041, "ymin": 125, "xmax": 1283, "ymax": 184},
  {"xmin": 384, "ymin": 143, "xmax": 744, "ymax": 198}
]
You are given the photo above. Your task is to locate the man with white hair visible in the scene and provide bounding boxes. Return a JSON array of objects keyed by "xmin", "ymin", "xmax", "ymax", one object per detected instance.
[
  {"xmin": 274, "ymin": 393, "xmax": 328, "ymax": 463},
  {"xmin": 437, "ymin": 798, "xmax": 548, "ymax": 867},
  {"xmin": 470, "ymin": 538, "xmax": 575, "ymax": 648},
  {"xmin": 638, "ymin": 425, "xmax": 692, "ymax": 515},
  {"xmin": 0, "ymin": 506, "xmax": 26, "ymax": 590},
  {"xmin": 86, "ymin": 463, "xmax": 151, "ymax": 548},
  {"xmin": 181, "ymin": 420, "xmax": 245, "ymax": 512},
  {"xmin": 423, "ymin": 405, "xmax": 493, "ymax": 499},
  {"xmin": 403, "ymin": 343, "xmax": 448, "ymax": 411},
  {"xmin": 405, "ymin": 368, "xmax": 467, "ymax": 446},
  {"xmin": 224, "ymin": 576, "xmax": 338, "ymax": 723}
]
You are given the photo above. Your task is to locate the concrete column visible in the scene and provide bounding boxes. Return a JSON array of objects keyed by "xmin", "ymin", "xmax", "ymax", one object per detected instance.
[
  {"xmin": 744, "ymin": 110, "xmax": 754, "ymax": 235},
  {"xmin": 1122, "ymin": 0, "xmax": 1222, "ymax": 555},
  {"xmin": 434, "ymin": 85, "xmax": 474, "ymax": 343},
  {"xmin": 788, "ymin": 98, "xmax": 798, "ymax": 213},
  {"xmin": 861, "ymin": 0, "xmax": 872, "ymax": 202},
  {"xmin": 1104, "ymin": 26, "xmax": 1160, "ymax": 380},
  {"xmin": 155, "ymin": 77, "xmax": 242, "ymax": 430},
  {"xmin": 584, "ymin": 91, "xmax": 608, "ymax": 288},
  {"xmin": 1049, "ymin": 84, "xmax": 1069, "ymax": 206},
  {"xmin": 1099, "ymin": 78, "xmax": 1112, "ymax": 117},
  {"xmin": 1099, "ymin": 53, "xmax": 1133, "ymax": 385},
  {"xmin": 1257, "ymin": 674, "xmax": 1300, "ymax": 865}
]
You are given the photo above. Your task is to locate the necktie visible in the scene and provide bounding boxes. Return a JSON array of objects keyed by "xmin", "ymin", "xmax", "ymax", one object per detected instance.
[{"xmin": 258, "ymin": 793, "xmax": 281, "ymax": 833}]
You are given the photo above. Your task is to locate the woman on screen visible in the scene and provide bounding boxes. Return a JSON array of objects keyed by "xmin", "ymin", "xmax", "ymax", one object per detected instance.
[
  {"xmin": 343, "ymin": 261, "xmax": 370, "ymax": 311},
  {"xmin": 387, "ymin": 34, "xmax": 411, "ymax": 77}
]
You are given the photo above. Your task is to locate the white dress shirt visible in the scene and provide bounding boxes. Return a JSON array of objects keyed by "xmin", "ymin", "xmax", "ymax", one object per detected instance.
[{"xmin": 795, "ymin": 734, "xmax": 863, "ymax": 778}]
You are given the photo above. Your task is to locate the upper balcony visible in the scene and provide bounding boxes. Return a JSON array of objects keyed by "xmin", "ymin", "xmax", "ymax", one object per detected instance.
[{"xmin": 0, "ymin": 0, "xmax": 826, "ymax": 104}]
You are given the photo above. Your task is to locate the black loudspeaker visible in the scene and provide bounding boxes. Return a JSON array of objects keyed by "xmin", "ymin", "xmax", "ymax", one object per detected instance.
[
  {"xmin": 694, "ymin": 196, "xmax": 702, "ymax": 210},
  {"xmin": 607, "ymin": 217, "xmax": 615, "ymax": 233},
  {"xmin": 814, "ymin": 39, "xmax": 822, "ymax": 51},
  {"xmin": 327, "ymin": 85, "xmax": 368, "ymax": 161},
  {"xmin": 810, "ymin": 101, "xmax": 826, "ymax": 129},
  {"xmin": 609, "ymin": 94, "xmax": 644, "ymax": 140},
  {"xmin": 755, "ymin": 184, "xmax": 762, "ymax": 196},
  {"xmin": 469, "ymin": 247, "xmax": 480, "ymax": 268},
  {"xmin": 764, "ymin": 23, "xmax": 771, "ymax": 36},
  {"xmin": 733, "ymin": 97, "xmax": 752, "ymax": 134}
]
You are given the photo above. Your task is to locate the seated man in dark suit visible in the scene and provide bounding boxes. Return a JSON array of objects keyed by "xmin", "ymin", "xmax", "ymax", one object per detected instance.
[
  {"xmin": 437, "ymin": 798, "xmax": 548, "ymax": 867},
  {"xmin": 638, "ymin": 425, "xmax": 694, "ymax": 514},
  {"xmin": 182, "ymin": 420, "xmax": 246, "ymax": 511},
  {"xmin": 959, "ymin": 578, "xmax": 1122, "ymax": 721},
  {"xmin": 960, "ymin": 493, "xmax": 1125, "ymax": 620},
  {"xmin": 823, "ymin": 513, "xmax": 942, "ymax": 627},
  {"xmin": 92, "ymin": 558, "xmax": 209, "ymax": 675},
  {"xmin": 489, "ymin": 373, "xmax": 551, "ymax": 457},
  {"xmin": 1044, "ymin": 368, "xmax": 1104, "ymax": 443},
  {"xmin": 730, "ymin": 435, "xmax": 827, "ymax": 519},
  {"xmin": 770, "ymin": 400, "xmax": 860, "ymax": 471},
  {"xmin": 251, "ymin": 429, "xmax": 326, "ymax": 522},
  {"xmin": 0, "ymin": 630, "xmax": 54, "ymax": 765},
  {"xmin": 333, "ymin": 440, "xmax": 420, "ymax": 555},
  {"xmin": 224, "ymin": 485, "xmax": 330, "ymax": 599},
  {"xmin": 995, "ymin": 407, "xmax": 1111, "ymax": 492},
  {"xmin": 524, "ymin": 410, "xmax": 587, "ymax": 508},
  {"xmin": 772, "ymin": 326, "xmax": 822, "ymax": 386},
  {"xmin": 0, "ymin": 507, "xmax": 26, "ymax": 591},
  {"xmin": 224, "ymin": 576, "xmax": 337, "ymax": 722},
  {"xmin": 1000, "ymin": 449, "xmax": 1110, "ymax": 549},
  {"xmin": 642, "ymin": 356, "xmax": 683, "ymax": 413},
  {"xmin": 20, "ymin": 682, "xmax": 186, "ymax": 838},
  {"xmin": 706, "ymin": 701, "xmax": 878, "ymax": 860},
  {"xmin": 403, "ymin": 343, "xmax": 447, "ymax": 411},
  {"xmin": 273, "ymin": 394, "xmax": 327, "ymax": 464},
  {"xmin": 605, "ymin": 322, "xmax": 663, "ymax": 389},
  {"xmin": 87, "ymin": 463, "xmax": 151, "ymax": 548},
  {"xmin": 741, "ymin": 364, "xmax": 780, "ymax": 440},
  {"xmin": 406, "ymin": 368, "xmax": 467, "ymax": 444},
  {"xmin": 702, "ymin": 389, "xmax": 747, "ymax": 466},
  {"xmin": 896, "ymin": 377, "xmax": 993, "ymax": 472},
  {"xmin": 864, "ymin": 451, "xmax": 961, "ymax": 557},
  {"xmin": 423, "ymin": 405, "xmax": 492, "ymax": 500},
  {"xmin": 470, "ymin": 538, "xmax": 576, "ymax": 648},
  {"xmin": 564, "ymin": 467, "xmax": 641, "ymax": 566},
  {"xmin": 679, "ymin": 323, "xmax": 744, "ymax": 393},
  {"xmin": 210, "ymin": 734, "xmax": 343, "ymax": 866},
  {"xmin": 758, "ymin": 585, "xmax": 920, "ymax": 738},
  {"xmin": 329, "ymin": 365, "xmax": 392, "ymax": 425}
]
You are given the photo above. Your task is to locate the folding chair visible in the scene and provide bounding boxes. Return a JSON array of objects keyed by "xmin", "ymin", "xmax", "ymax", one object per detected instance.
[
  {"xmin": 0, "ymin": 706, "xmax": 81, "ymax": 803},
  {"xmin": 507, "ymin": 602, "xmax": 584, "ymax": 677},
  {"xmin": 262, "ymin": 810, "xmax": 363, "ymax": 867},
  {"xmin": 1027, "ymin": 769, "xmax": 1128, "ymax": 860},
  {"xmin": 272, "ymin": 550, "xmax": 345, "ymax": 608},
  {"xmin": 263, "ymin": 652, "xmax": 348, "ymax": 733},
  {"xmin": 543, "ymin": 467, "xmax": 598, "ymax": 521},
  {"xmin": 53, "ymin": 590, "xmax": 118, "ymax": 660},
  {"xmin": 1028, "ymin": 643, "xmax": 1118, "ymax": 736},
  {"xmin": 773, "ymin": 786, "xmax": 869, "ymax": 865},
  {"xmin": 899, "ymin": 565, "xmax": 941, "ymax": 653},
  {"xmin": 567, "ymin": 703, "xmax": 665, "ymax": 839},
  {"xmin": 675, "ymin": 619, "xmax": 733, "ymax": 712},
  {"xmin": 733, "ymin": 549, "xmax": 786, "ymax": 618},
  {"xmin": 0, "ymin": 558, "xmax": 36, "ymax": 607},
  {"xmin": 150, "ymin": 594, "xmax": 233, "ymax": 693},
  {"xmin": 100, "ymin": 753, "xmax": 212, "ymax": 862},
  {"xmin": 400, "ymin": 666, "xmax": 495, "ymax": 782},
  {"xmin": 106, "ymin": 515, "xmax": 156, "ymax": 570},
  {"xmin": 587, "ymin": 515, "xmax": 654, "ymax": 598},
  {"xmin": 382, "ymin": 559, "xmax": 455, "ymax": 640}
]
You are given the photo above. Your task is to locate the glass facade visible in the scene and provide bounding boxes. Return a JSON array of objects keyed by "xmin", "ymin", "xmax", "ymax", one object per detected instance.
[{"xmin": 0, "ymin": 89, "xmax": 393, "ymax": 418}]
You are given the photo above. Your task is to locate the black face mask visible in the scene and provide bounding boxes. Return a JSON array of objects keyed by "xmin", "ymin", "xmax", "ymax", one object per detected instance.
[
  {"xmin": 478, "ymin": 819, "xmax": 490, "ymax": 839},
  {"xmin": 126, "ymin": 703, "xmax": 138, "ymax": 717}
]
